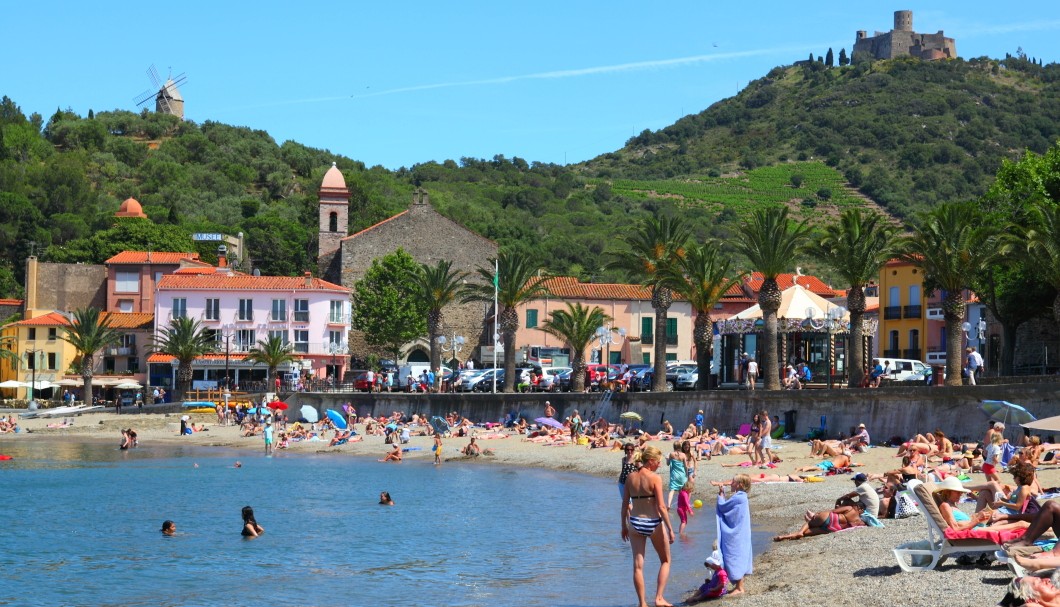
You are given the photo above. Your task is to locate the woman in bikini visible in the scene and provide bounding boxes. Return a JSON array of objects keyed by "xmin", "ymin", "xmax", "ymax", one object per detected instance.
[
  {"xmin": 773, "ymin": 504, "xmax": 865, "ymax": 541},
  {"xmin": 240, "ymin": 506, "xmax": 264, "ymax": 538},
  {"xmin": 621, "ymin": 445, "xmax": 675, "ymax": 607}
]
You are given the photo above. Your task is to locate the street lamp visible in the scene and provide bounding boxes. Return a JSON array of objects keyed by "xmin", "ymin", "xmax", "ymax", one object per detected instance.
[
  {"xmin": 220, "ymin": 323, "xmax": 235, "ymax": 390},
  {"xmin": 437, "ymin": 333, "xmax": 465, "ymax": 392},
  {"xmin": 24, "ymin": 349, "xmax": 43, "ymax": 408},
  {"xmin": 595, "ymin": 323, "xmax": 626, "ymax": 367}
]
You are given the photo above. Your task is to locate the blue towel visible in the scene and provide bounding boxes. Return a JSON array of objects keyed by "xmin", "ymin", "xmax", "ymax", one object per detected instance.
[
  {"xmin": 716, "ymin": 491, "xmax": 753, "ymax": 581},
  {"xmin": 860, "ymin": 513, "xmax": 884, "ymax": 528}
]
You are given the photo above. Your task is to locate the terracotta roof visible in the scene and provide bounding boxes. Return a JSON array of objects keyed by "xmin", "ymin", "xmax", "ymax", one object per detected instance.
[
  {"xmin": 540, "ymin": 276, "xmax": 656, "ymax": 300},
  {"xmin": 106, "ymin": 251, "xmax": 201, "ymax": 265},
  {"xmin": 157, "ymin": 273, "xmax": 349, "ymax": 293},
  {"xmin": 744, "ymin": 273, "xmax": 835, "ymax": 297},
  {"xmin": 341, "ymin": 211, "xmax": 409, "ymax": 241},
  {"xmin": 173, "ymin": 267, "xmax": 232, "ymax": 275},
  {"xmin": 148, "ymin": 353, "xmax": 250, "ymax": 364},
  {"xmin": 8, "ymin": 312, "xmax": 70, "ymax": 327},
  {"xmin": 722, "ymin": 283, "xmax": 747, "ymax": 298},
  {"xmin": 100, "ymin": 312, "xmax": 154, "ymax": 329},
  {"xmin": 0, "ymin": 298, "xmax": 23, "ymax": 306}
]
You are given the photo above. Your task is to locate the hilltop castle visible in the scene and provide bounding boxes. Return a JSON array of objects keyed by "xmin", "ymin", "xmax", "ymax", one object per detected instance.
[{"xmin": 853, "ymin": 10, "xmax": 956, "ymax": 61}]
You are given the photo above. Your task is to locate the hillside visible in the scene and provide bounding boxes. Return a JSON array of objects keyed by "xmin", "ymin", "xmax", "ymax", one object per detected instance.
[
  {"xmin": 585, "ymin": 54, "xmax": 1060, "ymax": 219},
  {"xmin": 1, "ymin": 53, "xmax": 1058, "ymax": 299}
]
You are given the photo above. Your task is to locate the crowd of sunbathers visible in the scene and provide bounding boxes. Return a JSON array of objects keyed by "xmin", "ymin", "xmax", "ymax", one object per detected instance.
[{"xmin": 0, "ymin": 415, "xmax": 21, "ymax": 433}]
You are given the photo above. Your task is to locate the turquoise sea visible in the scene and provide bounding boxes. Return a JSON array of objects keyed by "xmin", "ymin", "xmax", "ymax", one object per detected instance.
[{"xmin": 0, "ymin": 439, "xmax": 772, "ymax": 606}]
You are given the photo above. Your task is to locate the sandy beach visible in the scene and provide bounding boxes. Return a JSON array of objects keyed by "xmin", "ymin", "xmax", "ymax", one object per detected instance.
[{"xmin": 4, "ymin": 409, "xmax": 1040, "ymax": 606}]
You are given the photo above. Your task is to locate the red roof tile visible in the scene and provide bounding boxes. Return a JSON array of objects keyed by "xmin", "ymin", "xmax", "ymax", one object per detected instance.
[
  {"xmin": 744, "ymin": 273, "xmax": 835, "ymax": 297},
  {"xmin": 101, "ymin": 312, "xmax": 154, "ymax": 329},
  {"xmin": 106, "ymin": 251, "xmax": 201, "ymax": 265},
  {"xmin": 540, "ymin": 276, "xmax": 657, "ymax": 300},
  {"xmin": 8, "ymin": 312, "xmax": 70, "ymax": 327},
  {"xmin": 157, "ymin": 274, "xmax": 349, "ymax": 293},
  {"xmin": 148, "ymin": 353, "xmax": 250, "ymax": 363}
]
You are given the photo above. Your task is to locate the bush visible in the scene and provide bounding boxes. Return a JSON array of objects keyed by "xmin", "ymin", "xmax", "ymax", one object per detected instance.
[
  {"xmin": 817, "ymin": 187, "xmax": 832, "ymax": 200},
  {"xmin": 790, "ymin": 174, "xmax": 804, "ymax": 188}
]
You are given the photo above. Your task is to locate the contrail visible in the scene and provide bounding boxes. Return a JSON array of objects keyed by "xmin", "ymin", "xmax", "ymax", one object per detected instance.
[
  {"xmin": 960, "ymin": 18, "xmax": 1060, "ymax": 36},
  {"xmin": 210, "ymin": 43, "xmax": 822, "ymax": 113}
]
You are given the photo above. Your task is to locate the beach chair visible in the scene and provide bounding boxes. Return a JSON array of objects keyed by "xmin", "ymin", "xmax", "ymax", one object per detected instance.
[{"xmin": 893, "ymin": 480, "xmax": 1001, "ymax": 572}]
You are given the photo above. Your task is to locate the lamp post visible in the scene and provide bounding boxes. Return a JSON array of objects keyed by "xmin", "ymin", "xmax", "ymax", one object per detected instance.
[
  {"xmin": 25, "ymin": 349, "xmax": 42, "ymax": 408},
  {"xmin": 595, "ymin": 323, "xmax": 626, "ymax": 368},
  {"xmin": 437, "ymin": 333, "xmax": 465, "ymax": 392},
  {"xmin": 220, "ymin": 323, "xmax": 235, "ymax": 390}
]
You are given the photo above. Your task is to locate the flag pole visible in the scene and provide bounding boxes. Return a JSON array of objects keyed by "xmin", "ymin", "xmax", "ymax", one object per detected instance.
[{"xmin": 492, "ymin": 258, "xmax": 499, "ymax": 394}]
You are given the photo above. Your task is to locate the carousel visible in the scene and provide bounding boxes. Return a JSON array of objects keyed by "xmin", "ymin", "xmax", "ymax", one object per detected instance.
[{"xmin": 716, "ymin": 284, "xmax": 877, "ymax": 387}]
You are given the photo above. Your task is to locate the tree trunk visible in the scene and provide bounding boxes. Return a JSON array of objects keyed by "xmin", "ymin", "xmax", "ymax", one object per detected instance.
[
  {"xmin": 759, "ymin": 278, "xmax": 783, "ymax": 391},
  {"xmin": 693, "ymin": 311, "xmax": 713, "ymax": 390},
  {"xmin": 81, "ymin": 369, "xmax": 93, "ymax": 406},
  {"xmin": 177, "ymin": 362, "xmax": 194, "ymax": 400},
  {"xmin": 846, "ymin": 285, "xmax": 866, "ymax": 388},
  {"xmin": 652, "ymin": 286, "xmax": 672, "ymax": 392},
  {"xmin": 571, "ymin": 357, "xmax": 586, "ymax": 392},
  {"xmin": 502, "ymin": 330, "xmax": 515, "ymax": 393},
  {"xmin": 944, "ymin": 291, "xmax": 966, "ymax": 387},
  {"xmin": 427, "ymin": 312, "xmax": 441, "ymax": 391}
]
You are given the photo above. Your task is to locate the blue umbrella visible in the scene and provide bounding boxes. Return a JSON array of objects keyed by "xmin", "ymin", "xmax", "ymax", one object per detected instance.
[
  {"xmin": 326, "ymin": 409, "xmax": 348, "ymax": 430},
  {"xmin": 979, "ymin": 400, "xmax": 1036, "ymax": 426}
]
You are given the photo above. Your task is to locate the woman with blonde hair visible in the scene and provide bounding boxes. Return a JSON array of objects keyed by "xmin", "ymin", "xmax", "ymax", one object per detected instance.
[
  {"xmin": 717, "ymin": 474, "xmax": 752, "ymax": 596},
  {"xmin": 621, "ymin": 445, "xmax": 675, "ymax": 607}
]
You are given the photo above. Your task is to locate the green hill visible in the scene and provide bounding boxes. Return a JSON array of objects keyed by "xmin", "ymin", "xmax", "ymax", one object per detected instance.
[{"xmin": 585, "ymin": 53, "xmax": 1060, "ymax": 219}]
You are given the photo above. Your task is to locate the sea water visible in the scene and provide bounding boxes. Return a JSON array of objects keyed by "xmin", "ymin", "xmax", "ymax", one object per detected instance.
[{"xmin": 0, "ymin": 440, "xmax": 773, "ymax": 607}]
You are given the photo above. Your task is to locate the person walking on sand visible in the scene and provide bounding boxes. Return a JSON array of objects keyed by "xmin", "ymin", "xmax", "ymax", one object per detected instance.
[
  {"xmin": 716, "ymin": 474, "xmax": 752, "ymax": 596},
  {"xmin": 621, "ymin": 445, "xmax": 675, "ymax": 607}
]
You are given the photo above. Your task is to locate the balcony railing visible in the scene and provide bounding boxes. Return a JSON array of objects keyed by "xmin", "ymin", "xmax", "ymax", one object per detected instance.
[
  {"xmin": 883, "ymin": 348, "xmax": 902, "ymax": 357},
  {"xmin": 327, "ymin": 314, "xmax": 350, "ymax": 325},
  {"xmin": 665, "ymin": 334, "xmax": 678, "ymax": 346},
  {"xmin": 293, "ymin": 312, "xmax": 310, "ymax": 323},
  {"xmin": 105, "ymin": 347, "xmax": 132, "ymax": 356},
  {"xmin": 883, "ymin": 306, "xmax": 902, "ymax": 320},
  {"xmin": 903, "ymin": 305, "xmax": 922, "ymax": 319},
  {"xmin": 903, "ymin": 348, "xmax": 922, "ymax": 359},
  {"xmin": 294, "ymin": 343, "xmax": 309, "ymax": 354},
  {"xmin": 641, "ymin": 334, "xmax": 654, "ymax": 345}
]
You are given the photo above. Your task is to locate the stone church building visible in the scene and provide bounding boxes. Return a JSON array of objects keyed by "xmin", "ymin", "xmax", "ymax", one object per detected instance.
[{"xmin": 316, "ymin": 164, "xmax": 498, "ymax": 365}]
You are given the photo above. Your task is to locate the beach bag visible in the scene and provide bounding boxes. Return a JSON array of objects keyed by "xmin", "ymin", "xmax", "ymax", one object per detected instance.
[{"xmin": 894, "ymin": 490, "xmax": 920, "ymax": 519}]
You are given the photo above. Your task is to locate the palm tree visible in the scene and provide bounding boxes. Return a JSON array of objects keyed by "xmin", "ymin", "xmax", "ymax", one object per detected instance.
[
  {"xmin": 61, "ymin": 308, "xmax": 122, "ymax": 405},
  {"xmin": 246, "ymin": 334, "xmax": 299, "ymax": 390},
  {"xmin": 733, "ymin": 207, "xmax": 812, "ymax": 390},
  {"xmin": 608, "ymin": 216, "xmax": 693, "ymax": 391},
  {"xmin": 899, "ymin": 201, "xmax": 1000, "ymax": 386},
  {"xmin": 412, "ymin": 259, "xmax": 468, "ymax": 390},
  {"xmin": 1024, "ymin": 202, "xmax": 1060, "ymax": 327},
  {"xmin": 658, "ymin": 242, "xmax": 745, "ymax": 390},
  {"xmin": 540, "ymin": 303, "xmax": 611, "ymax": 392},
  {"xmin": 804, "ymin": 209, "xmax": 898, "ymax": 387},
  {"xmin": 462, "ymin": 251, "xmax": 550, "ymax": 392},
  {"xmin": 150, "ymin": 316, "xmax": 216, "ymax": 400}
]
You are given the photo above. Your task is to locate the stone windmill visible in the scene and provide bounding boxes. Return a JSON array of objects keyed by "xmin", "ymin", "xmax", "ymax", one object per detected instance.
[{"xmin": 134, "ymin": 64, "xmax": 186, "ymax": 120}]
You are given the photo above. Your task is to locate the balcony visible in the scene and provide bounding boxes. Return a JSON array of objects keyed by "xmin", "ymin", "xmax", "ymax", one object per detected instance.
[
  {"xmin": 105, "ymin": 347, "xmax": 132, "ymax": 356},
  {"xmin": 903, "ymin": 305, "xmax": 922, "ymax": 319},
  {"xmin": 883, "ymin": 349, "xmax": 902, "ymax": 357},
  {"xmin": 293, "ymin": 312, "xmax": 310, "ymax": 323},
  {"xmin": 294, "ymin": 343, "xmax": 309, "ymax": 354},
  {"xmin": 903, "ymin": 348, "xmax": 922, "ymax": 359},
  {"xmin": 641, "ymin": 334, "xmax": 654, "ymax": 345},
  {"xmin": 270, "ymin": 314, "xmax": 288, "ymax": 323},
  {"xmin": 327, "ymin": 314, "xmax": 350, "ymax": 325},
  {"xmin": 883, "ymin": 306, "xmax": 902, "ymax": 320},
  {"xmin": 665, "ymin": 334, "xmax": 678, "ymax": 346}
]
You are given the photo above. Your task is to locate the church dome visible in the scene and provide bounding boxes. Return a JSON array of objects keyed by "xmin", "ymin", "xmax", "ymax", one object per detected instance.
[
  {"xmin": 115, "ymin": 197, "xmax": 147, "ymax": 218},
  {"xmin": 321, "ymin": 162, "xmax": 347, "ymax": 190}
]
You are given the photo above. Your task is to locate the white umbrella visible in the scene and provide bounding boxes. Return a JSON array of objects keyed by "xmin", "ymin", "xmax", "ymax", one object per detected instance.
[
  {"xmin": 114, "ymin": 382, "xmax": 143, "ymax": 390},
  {"xmin": 0, "ymin": 380, "xmax": 25, "ymax": 389},
  {"xmin": 54, "ymin": 378, "xmax": 81, "ymax": 387},
  {"xmin": 28, "ymin": 381, "xmax": 55, "ymax": 391}
]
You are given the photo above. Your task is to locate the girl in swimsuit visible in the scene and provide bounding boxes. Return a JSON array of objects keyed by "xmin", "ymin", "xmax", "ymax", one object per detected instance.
[
  {"xmin": 241, "ymin": 506, "xmax": 264, "ymax": 538},
  {"xmin": 622, "ymin": 445, "xmax": 675, "ymax": 607}
]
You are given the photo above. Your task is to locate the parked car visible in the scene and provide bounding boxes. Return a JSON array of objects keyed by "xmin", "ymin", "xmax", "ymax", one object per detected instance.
[
  {"xmin": 468, "ymin": 368, "xmax": 504, "ymax": 392},
  {"xmin": 537, "ymin": 366, "xmax": 573, "ymax": 391},
  {"xmin": 454, "ymin": 369, "xmax": 485, "ymax": 391},
  {"xmin": 675, "ymin": 369, "xmax": 699, "ymax": 390},
  {"xmin": 878, "ymin": 358, "xmax": 932, "ymax": 382},
  {"xmin": 351, "ymin": 370, "xmax": 373, "ymax": 392}
]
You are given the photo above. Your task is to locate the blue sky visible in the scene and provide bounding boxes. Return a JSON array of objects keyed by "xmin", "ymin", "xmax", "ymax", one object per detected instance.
[{"xmin": 3, "ymin": 2, "xmax": 1057, "ymax": 169}]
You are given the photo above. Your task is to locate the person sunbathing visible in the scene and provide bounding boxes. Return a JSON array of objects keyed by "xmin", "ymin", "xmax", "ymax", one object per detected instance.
[
  {"xmin": 810, "ymin": 439, "xmax": 844, "ymax": 458},
  {"xmin": 773, "ymin": 505, "xmax": 865, "ymax": 541},
  {"xmin": 328, "ymin": 429, "xmax": 352, "ymax": 447},
  {"xmin": 379, "ymin": 443, "xmax": 402, "ymax": 462},
  {"xmin": 710, "ymin": 473, "xmax": 804, "ymax": 486},
  {"xmin": 795, "ymin": 452, "xmax": 857, "ymax": 472}
]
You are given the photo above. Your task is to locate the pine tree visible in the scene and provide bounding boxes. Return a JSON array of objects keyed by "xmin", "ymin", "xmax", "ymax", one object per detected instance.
[
  {"xmin": 809, "ymin": 52, "xmax": 814, "ymax": 63},
  {"xmin": 826, "ymin": 48, "xmax": 835, "ymax": 67},
  {"xmin": 839, "ymin": 48, "xmax": 849, "ymax": 66}
]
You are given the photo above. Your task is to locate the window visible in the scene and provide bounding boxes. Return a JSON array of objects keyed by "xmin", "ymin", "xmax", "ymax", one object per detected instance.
[
  {"xmin": 27, "ymin": 328, "xmax": 36, "ymax": 340},
  {"xmin": 294, "ymin": 330, "xmax": 309, "ymax": 353},
  {"xmin": 329, "ymin": 212, "xmax": 338, "ymax": 232},
  {"xmin": 908, "ymin": 285, "xmax": 921, "ymax": 306},
  {"xmin": 121, "ymin": 334, "xmax": 136, "ymax": 348},
  {"xmin": 329, "ymin": 330, "xmax": 343, "ymax": 346},
  {"xmin": 238, "ymin": 299, "xmax": 254, "ymax": 321},
  {"xmin": 665, "ymin": 353, "xmax": 678, "ymax": 361},
  {"xmin": 268, "ymin": 330, "xmax": 289, "ymax": 346},
  {"xmin": 889, "ymin": 330, "xmax": 899, "ymax": 351},
  {"xmin": 526, "ymin": 309, "xmax": 538, "ymax": 328},
  {"xmin": 641, "ymin": 317, "xmax": 653, "ymax": 344},
  {"xmin": 115, "ymin": 271, "xmax": 139, "ymax": 292},
  {"xmin": 127, "ymin": 357, "xmax": 139, "ymax": 373},
  {"xmin": 271, "ymin": 299, "xmax": 287, "ymax": 322},
  {"xmin": 294, "ymin": 299, "xmax": 309, "ymax": 323},
  {"xmin": 204, "ymin": 298, "xmax": 220, "ymax": 321},
  {"xmin": 642, "ymin": 353, "xmax": 651, "ymax": 364},
  {"xmin": 888, "ymin": 286, "xmax": 900, "ymax": 306},
  {"xmin": 909, "ymin": 329, "xmax": 920, "ymax": 349},
  {"xmin": 154, "ymin": 272, "xmax": 163, "ymax": 285},
  {"xmin": 118, "ymin": 299, "xmax": 133, "ymax": 313},
  {"xmin": 172, "ymin": 298, "xmax": 187, "ymax": 319},
  {"xmin": 104, "ymin": 357, "xmax": 115, "ymax": 373},
  {"xmin": 329, "ymin": 300, "xmax": 344, "ymax": 323},
  {"xmin": 48, "ymin": 328, "xmax": 57, "ymax": 341},
  {"xmin": 236, "ymin": 330, "xmax": 256, "ymax": 352},
  {"xmin": 26, "ymin": 353, "xmax": 36, "ymax": 370},
  {"xmin": 666, "ymin": 318, "xmax": 678, "ymax": 345},
  {"xmin": 47, "ymin": 352, "xmax": 57, "ymax": 370}
]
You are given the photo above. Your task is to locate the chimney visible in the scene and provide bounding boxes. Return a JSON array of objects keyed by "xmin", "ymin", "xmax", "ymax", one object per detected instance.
[
  {"xmin": 217, "ymin": 245, "xmax": 228, "ymax": 268},
  {"xmin": 304, "ymin": 271, "xmax": 312, "ymax": 288}
]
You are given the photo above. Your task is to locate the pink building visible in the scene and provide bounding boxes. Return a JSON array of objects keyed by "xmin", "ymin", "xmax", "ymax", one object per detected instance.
[{"xmin": 151, "ymin": 267, "xmax": 351, "ymax": 390}]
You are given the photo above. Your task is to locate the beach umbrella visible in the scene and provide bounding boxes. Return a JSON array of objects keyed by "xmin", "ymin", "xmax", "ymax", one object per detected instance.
[
  {"xmin": 0, "ymin": 380, "xmax": 25, "ymax": 389},
  {"xmin": 430, "ymin": 416, "xmax": 450, "ymax": 436},
  {"xmin": 1022, "ymin": 415, "xmax": 1060, "ymax": 433},
  {"xmin": 619, "ymin": 412, "xmax": 643, "ymax": 422},
  {"xmin": 534, "ymin": 417, "xmax": 564, "ymax": 430},
  {"xmin": 980, "ymin": 400, "xmax": 1036, "ymax": 427},
  {"xmin": 326, "ymin": 409, "xmax": 348, "ymax": 430},
  {"xmin": 114, "ymin": 382, "xmax": 142, "ymax": 390},
  {"xmin": 268, "ymin": 401, "xmax": 289, "ymax": 411},
  {"xmin": 299, "ymin": 405, "xmax": 319, "ymax": 423}
]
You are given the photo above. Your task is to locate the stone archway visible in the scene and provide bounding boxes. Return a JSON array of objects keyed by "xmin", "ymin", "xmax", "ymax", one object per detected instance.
[{"xmin": 406, "ymin": 348, "xmax": 429, "ymax": 363}]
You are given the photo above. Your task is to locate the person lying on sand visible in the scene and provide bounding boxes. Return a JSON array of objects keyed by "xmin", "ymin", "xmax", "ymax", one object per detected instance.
[
  {"xmin": 773, "ymin": 505, "xmax": 866, "ymax": 541},
  {"xmin": 794, "ymin": 453, "xmax": 860, "ymax": 472},
  {"xmin": 810, "ymin": 439, "xmax": 845, "ymax": 458},
  {"xmin": 710, "ymin": 473, "xmax": 804, "ymax": 486}
]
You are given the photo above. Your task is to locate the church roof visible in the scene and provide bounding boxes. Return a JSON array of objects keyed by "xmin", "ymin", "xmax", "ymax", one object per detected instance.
[
  {"xmin": 319, "ymin": 162, "xmax": 349, "ymax": 198},
  {"xmin": 115, "ymin": 197, "xmax": 147, "ymax": 219}
]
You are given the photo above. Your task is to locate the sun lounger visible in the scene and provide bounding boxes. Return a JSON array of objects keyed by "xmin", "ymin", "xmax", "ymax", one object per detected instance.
[{"xmin": 893, "ymin": 479, "xmax": 1003, "ymax": 572}]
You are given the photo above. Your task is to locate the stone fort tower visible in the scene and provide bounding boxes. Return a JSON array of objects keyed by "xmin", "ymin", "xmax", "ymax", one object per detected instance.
[
  {"xmin": 317, "ymin": 162, "xmax": 349, "ymax": 282},
  {"xmin": 854, "ymin": 10, "xmax": 956, "ymax": 61}
]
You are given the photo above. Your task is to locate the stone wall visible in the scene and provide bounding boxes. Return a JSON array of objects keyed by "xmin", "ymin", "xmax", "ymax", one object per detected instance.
[
  {"xmin": 290, "ymin": 381, "xmax": 1060, "ymax": 444},
  {"xmin": 339, "ymin": 191, "xmax": 498, "ymax": 364},
  {"xmin": 34, "ymin": 262, "xmax": 106, "ymax": 312}
]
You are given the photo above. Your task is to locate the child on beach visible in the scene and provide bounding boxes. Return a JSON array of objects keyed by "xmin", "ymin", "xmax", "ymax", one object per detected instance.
[
  {"xmin": 433, "ymin": 433, "xmax": 443, "ymax": 465},
  {"xmin": 678, "ymin": 479, "xmax": 695, "ymax": 534},
  {"xmin": 687, "ymin": 549, "xmax": 727, "ymax": 602}
]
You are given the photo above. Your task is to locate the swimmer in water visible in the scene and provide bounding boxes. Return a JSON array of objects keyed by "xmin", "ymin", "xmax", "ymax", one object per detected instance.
[
  {"xmin": 161, "ymin": 520, "xmax": 176, "ymax": 536},
  {"xmin": 379, "ymin": 491, "xmax": 394, "ymax": 506},
  {"xmin": 241, "ymin": 506, "xmax": 264, "ymax": 538}
]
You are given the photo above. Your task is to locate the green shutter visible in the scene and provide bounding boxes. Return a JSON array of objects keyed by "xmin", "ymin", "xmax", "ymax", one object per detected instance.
[
  {"xmin": 642, "ymin": 353, "xmax": 651, "ymax": 364},
  {"xmin": 641, "ymin": 317, "xmax": 652, "ymax": 337},
  {"xmin": 666, "ymin": 318, "xmax": 677, "ymax": 338},
  {"xmin": 526, "ymin": 309, "xmax": 538, "ymax": 328},
  {"xmin": 665, "ymin": 353, "xmax": 678, "ymax": 361}
]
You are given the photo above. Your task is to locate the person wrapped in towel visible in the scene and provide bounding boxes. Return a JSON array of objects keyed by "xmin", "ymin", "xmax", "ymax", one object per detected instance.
[{"xmin": 716, "ymin": 474, "xmax": 752, "ymax": 596}]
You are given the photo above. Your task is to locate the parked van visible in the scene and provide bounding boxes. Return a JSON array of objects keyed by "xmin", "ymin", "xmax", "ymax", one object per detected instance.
[
  {"xmin": 396, "ymin": 364, "xmax": 452, "ymax": 389},
  {"xmin": 877, "ymin": 358, "xmax": 931, "ymax": 382}
]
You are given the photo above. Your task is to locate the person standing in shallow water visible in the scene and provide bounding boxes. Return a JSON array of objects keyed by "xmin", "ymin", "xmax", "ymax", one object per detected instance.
[
  {"xmin": 621, "ymin": 445, "xmax": 675, "ymax": 607},
  {"xmin": 241, "ymin": 506, "xmax": 264, "ymax": 538}
]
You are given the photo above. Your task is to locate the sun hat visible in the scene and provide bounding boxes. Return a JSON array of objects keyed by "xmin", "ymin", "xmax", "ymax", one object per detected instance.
[
  {"xmin": 934, "ymin": 476, "xmax": 970, "ymax": 494},
  {"xmin": 858, "ymin": 423, "xmax": 866, "ymax": 428},
  {"xmin": 704, "ymin": 549, "xmax": 723, "ymax": 568}
]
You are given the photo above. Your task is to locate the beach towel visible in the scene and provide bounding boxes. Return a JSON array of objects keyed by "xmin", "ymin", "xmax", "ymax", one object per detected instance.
[
  {"xmin": 860, "ymin": 513, "xmax": 885, "ymax": 528},
  {"xmin": 716, "ymin": 491, "xmax": 753, "ymax": 582},
  {"xmin": 943, "ymin": 527, "xmax": 1026, "ymax": 544}
]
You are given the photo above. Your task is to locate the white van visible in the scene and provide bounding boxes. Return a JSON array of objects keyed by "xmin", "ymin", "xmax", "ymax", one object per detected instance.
[
  {"xmin": 396, "ymin": 364, "xmax": 452, "ymax": 389},
  {"xmin": 877, "ymin": 358, "xmax": 931, "ymax": 382}
]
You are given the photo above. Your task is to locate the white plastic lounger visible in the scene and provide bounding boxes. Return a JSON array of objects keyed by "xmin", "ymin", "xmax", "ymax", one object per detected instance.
[{"xmin": 893, "ymin": 480, "xmax": 1001, "ymax": 572}]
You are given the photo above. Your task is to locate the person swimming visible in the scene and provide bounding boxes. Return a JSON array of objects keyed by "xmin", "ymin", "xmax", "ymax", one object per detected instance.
[
  {"xmin": 161, "ymin": 520, "xmax": 176, "ymax": 536},
  {"xmin": 241, "ymin": 506, "xmax": 264, "ymax": 538},
  {"xmin": 379, "ymin": 491, "xmax": 394, "ymax": 506}
]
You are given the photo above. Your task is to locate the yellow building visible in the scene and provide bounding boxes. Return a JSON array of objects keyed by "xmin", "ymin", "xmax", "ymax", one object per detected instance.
[
  {"xmin": 0, "ymin": 312, "xmax": 78, "ymax": 401},
  {"xmin": 878, "ymin": 259, "xmax": 960, "ymax": 365}
]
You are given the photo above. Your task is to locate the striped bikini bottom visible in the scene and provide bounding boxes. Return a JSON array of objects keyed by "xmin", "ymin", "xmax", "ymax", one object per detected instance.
[{"xmin": 628, "ymin": 516, "xmax": 663, "ymax": 537}]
